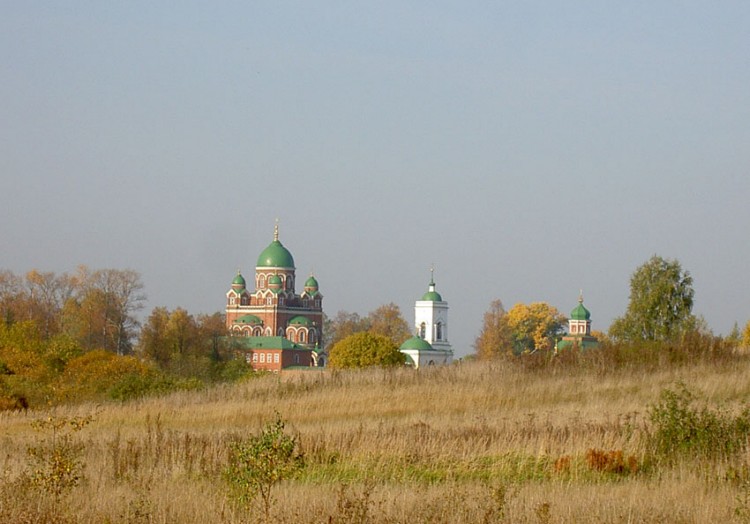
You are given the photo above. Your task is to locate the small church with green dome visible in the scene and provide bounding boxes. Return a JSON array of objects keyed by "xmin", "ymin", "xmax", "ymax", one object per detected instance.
[
  {"xmin": 555, "ymin": 294, "xmax": 599, "ymax": 352},
  {"xmin": 225, "ymin": 225, "xmax": 325, "ymax": 371}
]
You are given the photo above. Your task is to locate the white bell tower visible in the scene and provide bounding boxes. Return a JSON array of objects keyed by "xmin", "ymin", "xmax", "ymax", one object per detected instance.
[{"xmin": 414, "ymin": 267, "xmax": 452, "ymax": 354}]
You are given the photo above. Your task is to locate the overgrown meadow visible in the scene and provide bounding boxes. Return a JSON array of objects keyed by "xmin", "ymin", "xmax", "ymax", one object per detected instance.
[{"xmin": 2, "ymin": 338, "xmax": 750, "ymax": 523}]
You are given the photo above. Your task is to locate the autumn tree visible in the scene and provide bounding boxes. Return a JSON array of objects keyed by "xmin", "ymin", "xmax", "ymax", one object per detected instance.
[
  {"xmin": 609, "ymin": 255, "xmax": 696, "ymax": 342},
  {"xmin": 367, "ymin": 302, "xmax": 411, "ymax": 345},
  {"xmin": 474, "ymin": 300, "xmax": 565, "ymax": 357},
  {"xmin": 506, "ymin": 302, "xmax": 566, "ymax": 354},
  {"xmin": 329, "ymin": 332, "xmax": 405, "ymax": 369},
  {"xmin": 742, "ymin": 320, "xmax": 750, "ymax": 350},
  {"xmin": 0, "ymin": 270, "xmax": 76, "ymax": 337},
  {"xmin": 138, "ymin": 307, "xmax": 172, "ymax": 366},
  {"xmin": 474, "ymin": 300, "xmax": 513, "ymax": 359},
  {"xmin": 324, "ymin": 311, "xmax": 371, "ymax": 351},
  {"xmin": 138, "ymin": 307, "xmax": 227, "ymax": 374},
  {"xmin": 0, "ymin": 270, "xmax": 23, "ymax": 326},
  {"xmin": 62, "ymin": 266, "xmax": 146, "ymax": 354},
  {"xmin": 197, "ymin": 312, "xmax": 229, "ymax": 362}
]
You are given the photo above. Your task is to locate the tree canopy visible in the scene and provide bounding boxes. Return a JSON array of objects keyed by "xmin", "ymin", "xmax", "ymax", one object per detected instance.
[
  {"xmin": 328, "ymin": 332, "xmax": 405, "ymax": 369},
  {"xmin": 742, "ymin": 320, "xmax": 750, "ymax": 350},
  {"xmin": 367, "ymin": 303, "xmax": 411, "ymax": 345},
  {"xmin": 0, "ymin": 266, "xmax": 146, "ymax": 354},
  {"xmin": 506, "ymin": 302, "xmax": 566, "ymax": 354},
  {"xmin": 474, "ymin": 300, "xmax": 565, "ymax": 358},
  {"xmin": 324, "ymin": 311, "xmax": 371, "ymax": 351},
  {"xmin": 324, "ymin": 303, "xmax": 411, "ymax": 351},
  {"xmin": 609, "ymin": 255, "xmax": 696, "ymax": 342},
  {"xmin": 474, "ymin": 300, "xmax": 513, "ymax": 359}
]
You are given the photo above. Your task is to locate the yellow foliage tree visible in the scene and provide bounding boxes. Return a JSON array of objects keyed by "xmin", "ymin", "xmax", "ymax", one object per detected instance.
[
  {"xmin": 58, "ymin": 350, "xmax": 153, "ymax": 401},
  {"xmin": 743, "ymin": 320, "xmax": 750, "ymax": 350},
  {"xmin": 474, "ymin": 300, "xmax": 513, "ymax": 359},
  {"xmin": 329, "ymin": 332, "xmax": 405, "ymax": 369},
  {"xmin": 505, "ymin": 302, "xmax": 566, "ymax": 354}
]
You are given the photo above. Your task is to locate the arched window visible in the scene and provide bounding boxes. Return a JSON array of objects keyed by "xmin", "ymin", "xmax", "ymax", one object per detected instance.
[
  {"xmin": 294, "ymin": 354, "xmax": 300, "ymax": 364},
  {"xmin": 254, "ymin": 327, "xmax": 262, "ymax": 336},
  {"xmin": 435, "ymin": 322, "xmax": 443, "ymax": 341},
  {"xmin": 259, "ymin": 275, "xmax": 266, "ymax": 288},
  {"xmin": 300, "ymin": 331, "xmax": 306, "ymax": 343},
  {"xmin": 278, "ymin": 328, "xmax": 284, "ymax": 336},
  {"xmin": 229, "ymin": 297, "xmax": 236, "ymax": 305},
  {"xmin": 419, "ymin": 323, "xmax": 426, "ymax": 339},
  {"xmin": 265, "ymin": 327, "xmax": 272, "ymax": 336},
  {"xmin": 309, "ymin": 330, "xmax": 316, "ymax": 344}
]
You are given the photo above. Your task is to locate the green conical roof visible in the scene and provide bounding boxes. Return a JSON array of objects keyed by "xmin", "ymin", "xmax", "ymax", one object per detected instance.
[{"xmin": 399, "ymin": 336, "xmax": 433, "ymax": 351}]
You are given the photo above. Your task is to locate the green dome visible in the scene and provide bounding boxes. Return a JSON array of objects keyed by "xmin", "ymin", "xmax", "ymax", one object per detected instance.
[
  {"xmin": 304, "ymin": 276, "xmax": 319, "ymax": 289},
  {"xmin": 399, "ymin": 336, "xmax": 433, "ymax": 351},
  {"xmin": 570, "ymin": 301, "xmax": 591, "ymax": 321},
  {"xmin": 421, "ymin": 276, "xmax": 443, "ymax": 301},
  {"xmin": 233, "ymin": 314, "xmax": 262, "ymax": 325},
  {"xmin": 288, "ymin": 315, "xmax": 312, "ymax": 326},
  {"xmin": 268, "ymin": 274, "xmax": 282, "ymax": 286},
  {"xmin": 421, "ymin": 291, "xmax": 443, "ymax": 301},
  {"xmin": 232, "ymin": 272, "xmax": 246, "ymax": 287},
  {"xmin": 256, "ymin": 240, "xmax": 295, "ymax": 268}
]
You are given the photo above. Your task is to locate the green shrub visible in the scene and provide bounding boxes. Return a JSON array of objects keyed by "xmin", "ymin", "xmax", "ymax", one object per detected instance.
[
  {"xmin": 224, "ymin": 413, "xmax": 305, "ymax": 523},
  {"xmin": 108, "ymin": 372, "xmax": 203, "ymax": 401},
  {"xmin": 214, "ymin": 358, "xmax": 254, "ymax": 382},
  {"xmin": 648, "ymin": 383, "xmax": 750, "ymax": 461},
  {"xmin": 26, "ymin": 415, "xmax": 93, "ymax": 499}
]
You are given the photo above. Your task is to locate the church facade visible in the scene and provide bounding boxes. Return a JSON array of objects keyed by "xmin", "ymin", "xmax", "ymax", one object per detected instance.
[{"xmin": 225, "ymin": 226, "xmax": 325, "ymax": 370}]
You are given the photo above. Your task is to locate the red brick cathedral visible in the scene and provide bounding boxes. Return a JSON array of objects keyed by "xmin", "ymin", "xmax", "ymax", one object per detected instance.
[{"xmin": 225, "ymin": 225, "xmax": 324, "ymax": 370}]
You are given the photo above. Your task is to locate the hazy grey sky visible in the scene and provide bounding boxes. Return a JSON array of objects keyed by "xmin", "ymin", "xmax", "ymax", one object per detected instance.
[{"xmin": 2, "ymin": 2, "xmax": 749, "ymax": 356}]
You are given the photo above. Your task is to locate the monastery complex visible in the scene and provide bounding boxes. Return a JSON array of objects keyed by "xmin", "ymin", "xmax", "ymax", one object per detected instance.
[{"xmin": 226, "ymin": 226, "xmax": 594, "ymax": 371}]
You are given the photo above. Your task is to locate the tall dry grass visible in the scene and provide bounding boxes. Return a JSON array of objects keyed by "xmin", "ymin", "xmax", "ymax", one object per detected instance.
[{"xmin": 1, "ymin": 349, "xmax": 750, "ymax": 523}]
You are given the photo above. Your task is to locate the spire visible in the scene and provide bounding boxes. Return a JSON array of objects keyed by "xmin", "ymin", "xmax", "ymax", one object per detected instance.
[
  {"xmin": 274, "ymin": 219, "xmax": 279, "ymax": 241},
  {"xmin": 579, "ymin": 289, "xmax": 584, "ymax": 303},
  {"xmin": 429, "ymin": 264, "xmax": 435, "ymax": 286}
]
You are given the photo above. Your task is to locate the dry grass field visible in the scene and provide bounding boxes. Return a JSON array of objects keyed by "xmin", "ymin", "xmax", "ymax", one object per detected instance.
[{"xmin": 2, "ymin": 351, "xmax": 750, "ymax": 523}]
